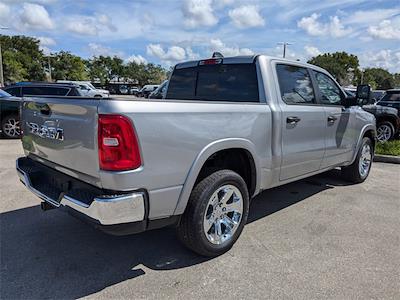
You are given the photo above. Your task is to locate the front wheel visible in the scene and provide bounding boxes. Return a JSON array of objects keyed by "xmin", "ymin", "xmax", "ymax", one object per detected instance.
[
  {"xmin": 342, "ymin": 137, "xmax": 373, "ymax": 183},
  {"xmin": 376, "ymin": 121, "xmax": 394, "ymax": 142},
  {"xmin": 1, "ymin": 114, "xmax": 21, "ymax": 138},
  {"xmin": 177, "ymin": 170, "xmax": 249, "ymax": 257}
]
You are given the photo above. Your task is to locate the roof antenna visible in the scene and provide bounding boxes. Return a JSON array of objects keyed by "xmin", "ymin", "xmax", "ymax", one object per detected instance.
[{"xmin": 212, "ymin": 52, "xmax": 224, "ymax": 58}]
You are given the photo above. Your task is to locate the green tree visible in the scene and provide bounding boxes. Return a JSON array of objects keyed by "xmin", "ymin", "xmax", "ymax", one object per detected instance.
[
  {"xmin": 49, "ymin": 51, "xmax": 88, "ymax": 81},
  {"xmin": 308, "ymin": 52, "xmax": 360, "ymax": 85},
  {"xmin": 392, "ymin": 73, "xmax": 400, "ymax": 88},
  {"xmin": 86, "ymin": 56, "xmax": 125, "ymax": 84},
  {"xmin": 362, "ymin": 68, "xmax": 395, "ymax": 90},
  {"xmin": 0, "ymin": 35, "xmax": 45, "ymax": 83}
]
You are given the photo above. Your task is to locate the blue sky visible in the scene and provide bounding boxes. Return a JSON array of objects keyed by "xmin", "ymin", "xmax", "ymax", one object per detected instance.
[{"xmin": 0, "ymin": 0, "xmax": 399, "ymax": 72}]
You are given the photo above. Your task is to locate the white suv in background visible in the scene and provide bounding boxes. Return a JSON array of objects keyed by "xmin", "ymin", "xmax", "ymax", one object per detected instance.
[{"xmin": 57, "ymin": 81, "xmax": 110, "ymax": 98}]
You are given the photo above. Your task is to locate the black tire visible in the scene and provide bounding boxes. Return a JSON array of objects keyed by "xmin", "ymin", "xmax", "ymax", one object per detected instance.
[
  {"xmin": 1, "ymin": 114, "xmax": 21, "ymax": 139},
  {"xmin": 177, "ymin": 169, "xmax": 249, "ymax": 257},
  {"xmin": 94, "ymin": 95, "xmax": 102, "ymax": 99},
  {"xmin": 342, "ymin": 137, "xmax": 373, "ymax": 183},
  {"xmin": 376, "ymin": 121, "xmax": 394, "ymax": 142}
]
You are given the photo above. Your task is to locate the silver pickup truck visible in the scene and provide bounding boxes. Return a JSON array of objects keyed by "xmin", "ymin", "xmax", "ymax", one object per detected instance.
[{"xmin": 17, "ymin": 55, "xmax": 376, "ymax": 256}]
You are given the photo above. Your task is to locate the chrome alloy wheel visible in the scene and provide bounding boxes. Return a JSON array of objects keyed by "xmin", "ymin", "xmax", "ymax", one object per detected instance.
[
  {"xmin": 359, "ymin": 143, "xmax": 372, "ymax": 178},
  {"xmin": 203, "ymin": 184, "xmax": 243, "ymax": 245},
  {"xmin": 376, "ymin": 124, "xmax": 392, "ymax": 142},
  {"xmin": 3, "ymin": 118, "xmax": 20, "ymax": 138}
]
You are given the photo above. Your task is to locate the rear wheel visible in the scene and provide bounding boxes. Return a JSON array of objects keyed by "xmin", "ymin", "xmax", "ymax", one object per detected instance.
[
  {"xmin": 177, "ymin": 170, "xmax": 249, "ymax": 257},
  {"xmin": 1, "ymin": 114, "xmax": 20, "ymax": 138},
  {"xmin": 376, "ymin": 121, "xmax": 394, "ymax": 142},
  {"xmin": 342, "ymin": 137, "xmax": 373, "ymax": 183}
]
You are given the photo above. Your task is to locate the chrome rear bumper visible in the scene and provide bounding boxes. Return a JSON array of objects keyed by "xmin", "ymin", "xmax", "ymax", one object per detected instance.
[{"xmin": 16, "ymin": 157, "xmax": 145, "ymax": 226}]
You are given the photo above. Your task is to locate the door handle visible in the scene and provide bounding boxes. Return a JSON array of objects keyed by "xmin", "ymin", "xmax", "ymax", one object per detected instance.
[
  {"xmin": 327, "ymin": 115, "xmax": 337, "ymax": 123},
  {"xmin": 286, "ymin": 116, "xmax": 301, "ymax": 124}
]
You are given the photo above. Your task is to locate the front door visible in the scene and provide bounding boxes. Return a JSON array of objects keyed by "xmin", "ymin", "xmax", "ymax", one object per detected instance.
[
  {"xmin": 312, "ymin": 71, "xmax": 355, "ymax": 167},
  {"xmin": 275, "ymin": 64, "xmax": 326, "ymax": 181}
]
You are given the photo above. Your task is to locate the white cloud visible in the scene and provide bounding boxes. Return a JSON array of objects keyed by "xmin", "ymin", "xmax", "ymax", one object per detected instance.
[
  {"xmin": 182, "ymin": 0, "xmax": 218, "ymax": 28},
  {"xmin": 88, "ymin": 43, "xmax": 113, "ymax": 56},
  {"xmin": 37, "ymin": 36, "xmax": 56, "ymax": 46},
  {"xmin": 367, "ymin": 19, "xmax": 400, "ymax": 40},
  {"xmin": 344, "ymin": 8, "xmax": 400, "ymax": 25},
  {"xmin": 127, "ymin": 54, "xmax": 147, "ymax": 64},
  {"xmin": 147, "ymin": 44, "xmax": 187, "ymax": 62},
  {"xmin": 360, "ymin": 49, "xmax": 400, "ymax": 72},
  {"xmin": 95, "ymin": 13, "xmax": 117, "ymax": 32},
  {"xmin": 209, "ymin": 39, "xmax": 254, "ymax": 57},
  {"xmin": 19, "ymin": 3, "xmax": 54, "ymax": 30},
  {"xmin": 304, "ymin": 45, "xmax": 321, "ymax": 57},
  {"xmin": 0, "ymin": 3, "xmax": 10, "ymax": 22},
  {"xmin": 66, "ymin": 18, "xmax": 98, "ymax": 35},
  {"xmin": 298, "ymin": 13, "xmax": 351, "ymax": 37},
  {"xmin": 228, "ymin": 5, "xmax": 265, "ymax": 28},
  {"xmin": 64, "ymin": 13, "xmax": 117, "ymax": 36}
]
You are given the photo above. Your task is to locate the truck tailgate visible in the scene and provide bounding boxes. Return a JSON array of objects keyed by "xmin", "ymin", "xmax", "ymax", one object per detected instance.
[{"xmin": 21, "ymin": 97, "xmax": 101, "ymax": 184}]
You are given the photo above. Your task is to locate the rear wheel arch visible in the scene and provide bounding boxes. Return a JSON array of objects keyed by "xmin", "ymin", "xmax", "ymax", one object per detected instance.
[{"xmin": 173, "ymin": 139, "xmax": 260, "ymax": 215}]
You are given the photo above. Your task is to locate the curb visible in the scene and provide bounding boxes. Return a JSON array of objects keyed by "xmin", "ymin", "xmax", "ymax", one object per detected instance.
[{"xmin": 373, "ymin": 154, "xmax": 400, "ymax": 164}]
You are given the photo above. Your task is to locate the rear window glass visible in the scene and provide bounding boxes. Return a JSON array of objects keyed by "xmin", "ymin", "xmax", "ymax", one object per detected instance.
[{"xmin": 166, "ymin": 63, "xmax": 259, "ymax": 102}]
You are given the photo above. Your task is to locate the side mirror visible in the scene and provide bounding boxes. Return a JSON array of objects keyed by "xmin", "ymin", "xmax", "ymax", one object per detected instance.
[{"xmin": 356, "ymin": 84, "xmax": 371, "ymax": 105}]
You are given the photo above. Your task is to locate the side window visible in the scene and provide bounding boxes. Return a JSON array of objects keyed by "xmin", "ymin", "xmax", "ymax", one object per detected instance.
[
  {"xmin": 314, "ymin": 72, "xmax": 343, "ymax": 105},
  {"xmin": 23, "ymin": 87, "xmax": 44, "ymax": 95},
  {"xmin": 276, "ymin": 64, "xmax": 315, "ymax": 104},
  {"xmin": 4, "ymin": 87, "xmax": 21, "ymax": 97},
  {"xmin": 166, "ymin": 67, "xmax": 197, "ymax": 100}
]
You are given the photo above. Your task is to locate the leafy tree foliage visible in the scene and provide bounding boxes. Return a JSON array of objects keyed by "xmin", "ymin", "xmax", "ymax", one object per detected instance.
[
  {"xmin": 0, "ymin": 35, "xmax": 45, "ymax": 83},
  {"xmin": 362, "ymin": 68, "xmax": 395, "ymax": 90},
  {"xmin": 308, "ymin": 52, "xmax": 360, "ymax": 85},
  {"xmin": 50, "ymin": 51, "xmax": 88, "ymax": 81}
]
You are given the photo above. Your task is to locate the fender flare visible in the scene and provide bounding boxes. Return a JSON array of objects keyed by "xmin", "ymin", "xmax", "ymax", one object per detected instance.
[
  {"xmin": 349, "ymin": 124, "xmax": 376, "ymax": 165},
  {"xmin": 173, "ymin": 138, "xmax": 261, "ymax": 215}
]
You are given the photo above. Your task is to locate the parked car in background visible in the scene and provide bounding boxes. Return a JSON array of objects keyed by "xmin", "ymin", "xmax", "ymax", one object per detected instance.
[
  {"xmin": 0, "ymin": 89, "xmax": 21, "ymax": 138},
  {"xmin": 16, "ymin": 54, "xmax": 376, "ymax": 256},
  {"xmin": 4, "ymin": 82, "xmax": 84, "ymax": 97},
  {"xmin": 371, "ymin": 90, "xmax": 385, "ymax": 103},
  {"xmin": 57, "ymin": 80, "xmax": 110, "ymax": 98},
  {"xmin": 149, "ymin": 80, "xmax": 168, "ymax": 99},
  {"xmin": 138, "ymin": 84, "xmax": 159, "ymax": 98},
  {"xmin": 129, "ymin": 87, "xmax": 140, "ymax": 96},
  {"xmin": 362, "ymin": 104, "xmax": 399, "ymax": 142},
  {"xmin": 377, "ymin": 89, "xmax": 400, "ymax": 112}
]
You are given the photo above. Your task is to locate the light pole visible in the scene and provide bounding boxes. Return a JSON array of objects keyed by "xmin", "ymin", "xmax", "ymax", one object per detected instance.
[
  {"xmin": 0, "ymin": 26, "xmax": 10, "ymax": 87},
  {"xmin": 277, "ymin": 42, "xmax": 293, "ymax": 58},
  {"xmin": 45, "ymin": 54, "xmax": 55, "ymax": 82}
]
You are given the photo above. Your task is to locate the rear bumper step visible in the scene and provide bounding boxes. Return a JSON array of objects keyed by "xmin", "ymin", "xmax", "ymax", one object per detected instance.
[{"xmin": 16, "ymin": 157, "xmax": 146, "ymax": 226}]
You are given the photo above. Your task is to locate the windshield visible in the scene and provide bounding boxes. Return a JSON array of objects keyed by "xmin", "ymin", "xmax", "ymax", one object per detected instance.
[
  {"xmin": 0, "ymin": 89, "xmax": 11, "ymax": 97},
  {"xmin": 86, "ymin": 83, "xmax": 96, "ymax": 90}
]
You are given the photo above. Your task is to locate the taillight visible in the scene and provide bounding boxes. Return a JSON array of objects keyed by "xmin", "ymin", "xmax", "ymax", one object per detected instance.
[{"xmin": 98, "ymin": 114, "xmax": 141, "ymax": 171}]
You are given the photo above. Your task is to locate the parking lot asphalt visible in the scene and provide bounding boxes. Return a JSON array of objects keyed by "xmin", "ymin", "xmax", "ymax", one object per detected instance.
[{"xmin": 0, "ymin": 139, "xmax": 399, "ymax": 299}]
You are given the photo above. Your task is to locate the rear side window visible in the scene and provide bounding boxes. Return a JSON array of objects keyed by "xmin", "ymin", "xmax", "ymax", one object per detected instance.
[
  {"xmin": 276, "ymin": 64, "xmax": 315, "ymax": 104},
  {"xmin": 166, "ymin": 63, "xmax": 259, "ymax": 102},
  {"xmin": 380, "ymin": 92, "xmax": 400, "ymax": 102},
  {"xmin": 166, "ymin": 68, "xmax": 197, "ymax": 99},
  {"xmin": 23, "ymin": 87, "xmax": 70, "ymax": 96},
  {"xmin": 4, "ymin": 87, "xmax": 21, "ymax": 97}
]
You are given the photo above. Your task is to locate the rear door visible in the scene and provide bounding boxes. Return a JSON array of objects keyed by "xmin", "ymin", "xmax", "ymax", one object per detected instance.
[
  {"xmin": 275, "ymin": 63, "xmax": 326, "ymax": 181},
  {"xmin": 21, "ymin": 97, "xmax": 101, "ymax": 181}
]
